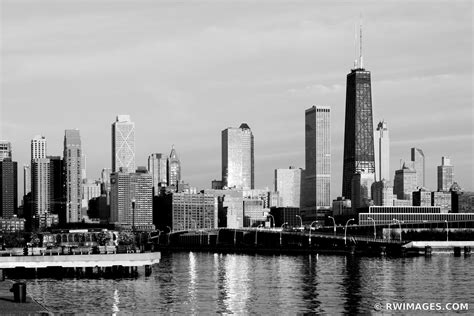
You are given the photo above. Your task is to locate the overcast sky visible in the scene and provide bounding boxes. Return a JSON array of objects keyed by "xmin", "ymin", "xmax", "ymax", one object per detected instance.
[{"xmin": 1, "ymin": 0, "xmax": 473, "ymax": 199}]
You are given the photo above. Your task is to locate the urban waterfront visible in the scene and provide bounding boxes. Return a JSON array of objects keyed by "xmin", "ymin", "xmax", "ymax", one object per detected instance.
[{"xmin": 19, "ymin": 252, "xmax": 474, "ymax": 314}]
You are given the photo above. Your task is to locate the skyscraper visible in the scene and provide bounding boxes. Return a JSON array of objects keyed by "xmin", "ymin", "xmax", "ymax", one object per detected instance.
[
  {"xmin": 411, "ymin": 147, "xmax": 425, "ymax": 188},
  {"xmin": 64, "ymin": 129, "xmax": 82, "ymax": 223},
  {"xmin": 0, "ymin": 141, "xmax": 12, "ymax": 161},
  {"xmin": 112, "ymin": 115, "xmax": 135, "ymax": 173},
  {"xmin": 0, "ymin": 158, "xmax": 18, "ymax": 218},
  {"xmin": 31, "ymin": 158, "xmax": 50, "ymax": 229},
  {"xmin": 301, "ymin": 106, "xmax": 331, "ymax": 222},
  {"xmin": 394, "ymin": 163, "xmax": 417, "ymax": 200},
  {"xmin": 48, "ymin": 156, "xmax": 64, "ymax": 218},
  {"xmin": 342, "ymin": 27, "xmax": 375, "ymax": 200},
  {"xmin": 148, "ymin": 153, "xmax": 168, "ymax": 194},
  {"xmin": 374, "ymin": 121, "xmax": 390, "ymax": 182},
  {"xmin": 167, "ymin": 146, "xmax": 181, "ymax": 187},
  {"xmin": 31, "ymin": 135, "xmax": 47, "ymax": 161},
  {"xmin": 274, "ymin": 166, "xmax": 302, "ymax": 208},
  {"xmin": 437, "ymin": 157, "xmax": 454, "ymax": 192},
  {"xmin": 23, "ymin": 165, "xmax": 31, "ymax": 197},
  {"xmin": 222, "ymin": 123, "xmax": 254, "ymax": 190}
]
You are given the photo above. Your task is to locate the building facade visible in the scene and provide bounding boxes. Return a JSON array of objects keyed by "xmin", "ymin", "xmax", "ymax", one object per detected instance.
[
  {"xmin": 411, "ymin": 148, "xmax": 425, "ymax": 188},
  {"xmin": 168, "ymin": 146, "xmax": 181, "ymax": 187},
  {"xmin": 64, "ymin": 129, "xmax": 82, "ymax": 223},
  {"xmin": 437, "ymin": 156, "xmax": 454, "ymax": 192},
  {"xmin": 301, "ymin": 106, "xmax": 331, "ymax": 222},
  {"xmin": 112, "ymin": 115, "xmax": 135, "ymax": 173},
  {"xmin": 31, "ymin": 135, "xmax": 47, "ymax": 161},
  {"xmin": 351, "ymin": 171, "xmax": 375, "ymax": 210},
  {"xmin": 394, "ymin": 163, "xmax": 417, "ymax": 200},
  {"xmin": 0, "ymin": 158, "xmax": 18, "ymax": 218},
  {"xmin": 342, "ymin": 66, "xmax": 375, "ymax": 200},
  {"xmin": 274, "ymin": 166, "xmax": 302, "ymax": 208},
  {"xmin": 23, "ymin": 164, "xmax": 31, "ymax": 197},
  {"xmin": 148, "ymin": 153, "xmax": 168, "ymax": 194},
  {"xmin": 372, "ymin": 179, "xmax": 396, "ymax": 206},
  {"xmin": 221, "ymin": 123, "xmax": 254, "ymax": 190},
  {"xmin": 171, "ymin": 192, "xmax": 218, "ymax": 231},
  {"xmin": 374, "ymin": 121, "xmax": 390, "ymax": 182},
  {"xmin": 31, "ymin": 158, "xmax": 50, "ymax": 229},
  {"xmin": 0, "ymin": 141, "xmax": 12, "ymax": 161}
]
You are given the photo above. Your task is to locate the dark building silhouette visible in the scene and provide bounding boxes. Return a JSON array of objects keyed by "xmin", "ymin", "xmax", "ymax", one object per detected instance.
[
  {"xmin": 0, "ymin": 158, "xmax": 18, "ymax": 218},
  {"xmin": 342, "ymin": 62, "xmax": 375, "ymax": 199},
  {"xmin": 48, "ymin": 156, "xmax": 65, "ymax": 219}
]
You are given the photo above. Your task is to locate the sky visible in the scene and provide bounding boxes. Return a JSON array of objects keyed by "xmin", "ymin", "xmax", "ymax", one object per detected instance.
[{"xmin": 1, "ymin": 0, "xmax": 473, "ymax": 200}]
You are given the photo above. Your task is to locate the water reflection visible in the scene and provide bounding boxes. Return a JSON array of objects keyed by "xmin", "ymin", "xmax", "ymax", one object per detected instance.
[{"xmin": 22, "ymin": 253, "xmax": 474, "ymax": 314}]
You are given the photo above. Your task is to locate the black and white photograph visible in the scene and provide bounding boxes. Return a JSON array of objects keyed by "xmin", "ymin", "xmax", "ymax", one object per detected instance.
[{"xmin": 0, "ymin": 0, "xmax": 473, "ymax": 314}]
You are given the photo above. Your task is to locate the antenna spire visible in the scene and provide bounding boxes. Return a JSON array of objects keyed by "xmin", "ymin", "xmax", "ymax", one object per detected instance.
[
  {"xmin": 359, "ymin": 14, "xmax": 364, "ymax": 69},
  {"xmin": 354, "ymin": 23, "xmax": 358, "ymax": 69}
]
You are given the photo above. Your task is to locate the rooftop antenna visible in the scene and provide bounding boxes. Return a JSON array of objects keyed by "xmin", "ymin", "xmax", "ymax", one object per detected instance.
[
  {"xmin": 359, "ymin": 14, "xmax": 364, "ymax": 69},
  {"xmin": 354, "ymin": 22, "xmax": 358, "ymax": 69}
]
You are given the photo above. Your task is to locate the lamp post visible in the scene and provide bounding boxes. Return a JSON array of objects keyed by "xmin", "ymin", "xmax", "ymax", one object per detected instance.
[
  {"xmin": 156, "ymin": 229, "xmax": 161, "ymax": 245},
  {"xmin": 255, "ymin": 225, "xmax": 262, "ymax": 246},
  {"xmin": 344, "ymin": 218, "xmax": 354, "ymax": 246},
  {"xmin": 280, "ymin": 222, "xmax": 288, "ymax": 246},
  {"xmin": 309, "ymin": 221, "xmax": 318, "ymax": 246},
  {"xmin": 393, "ymin": 218, "xmax": 402, "ymax": 242},
  {"xmin": 328, "ymin": 216, "xmax": 336, "ymax": 236},
  {"xmin": 296, "ymin": 215, "xmax": 303, "ymax": 229},
  {"xmin": 166, "ymin": 226, "xmax": 172, "ymax": 245},
  {"xmin": 367, "ymin": 217, "xmax": 376, "ymax": 240},
  {"xmin": 131, "ymin": 198, "xmax": 136, "ymax": 232},
  {"xmin": 205, "ymin": 218, "xmax": 212, "ymax": 245},
  {"xmin": 268, "ymin": 214, "xmax": 275, "ymax": 229},
  {"xmin": 445, "ymin": 220, "xmax": 449, "ymax": 242}
]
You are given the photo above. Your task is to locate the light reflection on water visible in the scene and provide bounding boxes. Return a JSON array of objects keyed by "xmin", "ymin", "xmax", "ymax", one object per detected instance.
[{"xmin": 22, "ymin": 253, "xmax": 474, "ymax": 314}]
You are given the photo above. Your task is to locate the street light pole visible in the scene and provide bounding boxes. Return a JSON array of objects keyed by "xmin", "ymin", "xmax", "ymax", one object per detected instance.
[
  {"xmin": 328, "ymin": 216, "xmax": 336, "ymax": 236},
  {"xmin": 445, "ymin": 220, "xmax": 449, "ymax": 242},
  {"xmin": 268, "ymin": 214, "xmax": 275, "ymax": 229},
  {"xmin": 393, "ymin": 219, "xmax": 402, "ymax": 242},
  {"xmin": 280, "ymin": 222, "xmax": 288, "ymax": 246},
  {"xmin": 309, "ymin": 221, "xmax": 318, "ymax": 246},
  {"xmin": 131, "ymin": 199, "xmax": 136, "ymax": 232},
  {"xmin": 344, "ymin": 218, "xmax": 354, "ymax": 246},
  {"xmin": 367, "ymin": 217, "xmax": 376, "ymax": 240},
  {"xmin": 166, "ymin": 226, "xmax": 172, "ymax": 245},
  {"xmin": 296, "ymin": 215, "xmax": 303, "ymax": 229}
]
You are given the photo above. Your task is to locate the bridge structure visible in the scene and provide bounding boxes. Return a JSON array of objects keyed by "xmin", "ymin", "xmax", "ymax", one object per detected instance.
[{"xmin": 157, "ymin": 227, "xmax": 405, "ymax": 256}]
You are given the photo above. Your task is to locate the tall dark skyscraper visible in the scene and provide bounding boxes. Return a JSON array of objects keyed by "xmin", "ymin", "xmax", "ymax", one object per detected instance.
[
  {"xmin": 0, "ymin": 158, "xmax": 18, "ymax": 218},
  {"xmin": 342, "ymin": 25, "xmax": 375, "ymax": 200}
]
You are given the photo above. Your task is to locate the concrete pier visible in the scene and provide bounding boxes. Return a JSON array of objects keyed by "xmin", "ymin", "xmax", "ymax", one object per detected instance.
[{"xmin": 0, "ymin": 280, "xmax": 47, "ymax": 313}]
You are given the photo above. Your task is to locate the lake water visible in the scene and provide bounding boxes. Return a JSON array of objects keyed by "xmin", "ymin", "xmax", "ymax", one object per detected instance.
[{"xmin": 23, "ymin": 252, "xmax": 474, "ymax": 314}]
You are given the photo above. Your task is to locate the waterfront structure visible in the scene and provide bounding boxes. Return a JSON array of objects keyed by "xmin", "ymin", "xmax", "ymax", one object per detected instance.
[
  {"xmin": 110, "ymin": 167, "xmax": 154, "ymax": 230},
  {"xmin": 221, "ymin": 123, "xmax": 254, "ymax": 190},
  {"xmin": 112, "ymin": 115, "xmax": 135, "ymax": 173},
  {"xmin": 148, "ymin": 153, "xmax": 168, "ymax": 194},
  {"xmin": 351, "ymin": 171, "xmax": 375, "ymax": 210},
  {"xmin": 31, "ymin": 135, "xmax": 47, "ymax": 161},
  {"xmin": 437, "ymin": 157, "xmax": 454, "ymax": 192},
  {"xmin": 394, "ymin": 163, "xmax": 417, "ymax": 200},
  {"xmin": 372, "ymin": 180, "xmax": 396, "ymax": 206},
  {"xmin": 23, "ymin": 165, "xmax": 31, "ymax": 197},
  {"xmin": 171, "ymin": 192, "xmax": 218, "ymax": 231},
  {"xmin": 374, "ymin": 121, "xmax": 390, "ymax": 182},
  {"xmin": 167, "ymin": 146, "xmax": 181, "ymax": 187},
  {"xmin": 431, "ymin": 191, "xmax": 451, "ymax": 213},
  {"xmin": 301, "ymin": 105, "xmax": 331, "ymax": 222},
  {"xmin": 0, "ymin": 141, "xmax": 12, "ymax": 161},
  {"xmin": 0, "ymin": 158, "xmax": 18, "ymax": 218},
  {"xmin": 274, "ymin": 166, "xmax": 302, "ymax": 208},
  {"xmin": 342, "ymin": 44, "xmax": 375, "ymax": 201},
  {"xmin": 31, "ymin": 158, "xmax": 50, "ymax": 229},
  {"xmin": 359, "ymin": 211, "xmax": 474, "ymax": 225},
  {"xmin": 64, "ymin": 129, "xmax": 83, "ymax": 223},
  {"xmin": 412, "ymin": 189, "xmax": 432, "ymax": 206},
  {"xmin": 411, "ymin": 148, "xmax": 425, "ymax": 188}
]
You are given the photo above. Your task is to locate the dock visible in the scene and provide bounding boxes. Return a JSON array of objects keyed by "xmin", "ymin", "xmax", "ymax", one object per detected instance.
[{"xmin": 0, "ymin": 280, "xmax": 47, "ymax": 314}]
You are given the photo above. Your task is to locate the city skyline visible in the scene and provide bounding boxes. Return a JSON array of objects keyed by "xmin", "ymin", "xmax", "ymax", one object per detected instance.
[{"xmin": 1, "ymin": 1, "xmax": 472, "ymax": 199}]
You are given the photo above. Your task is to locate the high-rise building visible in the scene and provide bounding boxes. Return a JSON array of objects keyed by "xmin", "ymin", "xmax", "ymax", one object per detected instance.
[
  {"xmin": 374, "ymin": 121, "xmax": 390, "ymax": 182},
  {"xmin": 64, "ymin": 129, "xmax": 82, "ymax": 223},
  {"xmin": 351, "ymin": 171, "xmax": 375, "ymax": 210},
  {"xmin": 82, "ymin": 180, "xmax": 101, "ymax": 210},
  {"xmin": 112, "ymin": 115, "xmax": 135, "ymax": 173},
  {"xmin": 0, "ymin": 141, "xmax": 12, "ymax": 161},
  {"xmin": 411, "ymin": 148, "xmax": 425, "ymax": 188},
  {"xmin": 148, "ymin": 153, "xmax": 168, "ymax": 194},
  {"xmin": 394, "ymin": 163, "xmax": 417, "ymax": 200},
  {"xmin": 167, "ymin": 146, "xmax": 181, "ymax": 187},
  {"xmin": 342, "ymin": 34, "xmax": 375, "ymax": 200},
  {"xmin": 221, "ymin": 123, "xmax": 254, "ymax": 190},
  {"xmin": 274, "ymin": 166, "xmax": 302, "ymax": 208},
  {"xmin": 372, "ymin": 179, "xmax": 396, "ymax": 206},
  {"xmin": 301, "ymin": 105, "xmax": 331, "ymax": 222},
  {"xmin": 437, "ymin": 157, "xmax": 454, "ymax": 192},
  {"xmin": 431, "ymin": 191, "xmax": 451, "ymax": 213},
  {"xmin": 81, "ymin": 154, "xmax": 87, "ymax": 180},
  {"xmin": 31, "ymin": 135, "xmax": 47, "ymax": 161},
  {"xmin": 412, "ymin": 189, "xmax": 432, "ymax": 206},
  {"xmin": 23, "ymin": 165, "xmax": 31, "ymax": 197},
  {"xmin": 31, "ymin": 158, "xmax": 50, "ymax": 229},
  {"xmin": 110, "ymin": 167, "xmax": 153, "ymax": 230},
  {"xmin": 170, "ymin": 192, "xmax": 218, "ymax": 231},
  {"xmin": 0, "ymin": 158, "xmax": 18, "ymax": 218},
  {"xmin": 48, "ymin": 156, "xmax": 64, "ymax": 218}
]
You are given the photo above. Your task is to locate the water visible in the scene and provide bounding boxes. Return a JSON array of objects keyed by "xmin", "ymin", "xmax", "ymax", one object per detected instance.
[{"xmin": 23, "ymin": 252, "xmax": 474, "ymax": 314}]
